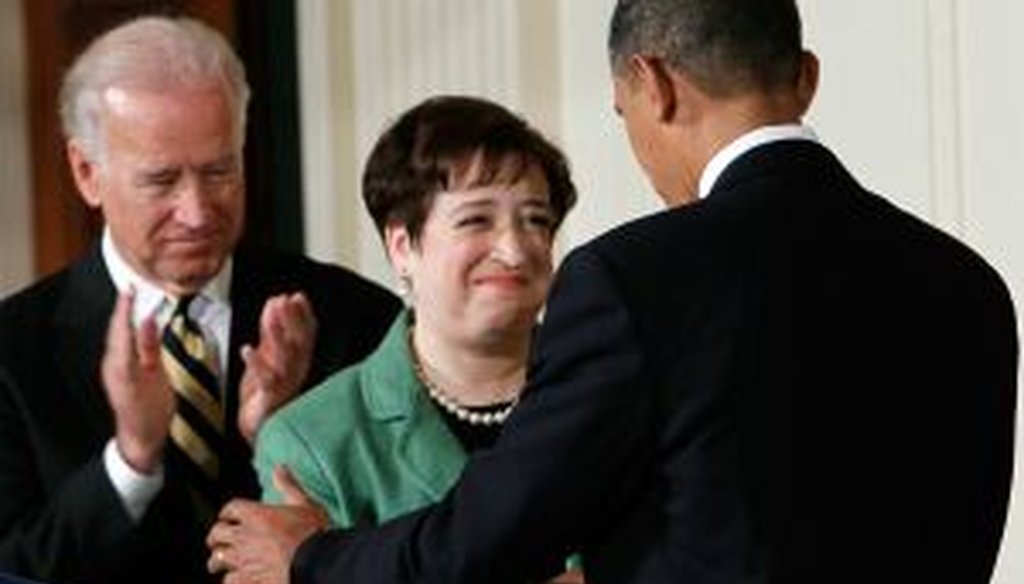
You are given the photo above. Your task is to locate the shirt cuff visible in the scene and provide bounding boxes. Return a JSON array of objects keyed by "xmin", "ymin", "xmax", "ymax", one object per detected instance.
[{"xmin": 103, "ymin": 439, "xmax": 165, "ymax": 522}]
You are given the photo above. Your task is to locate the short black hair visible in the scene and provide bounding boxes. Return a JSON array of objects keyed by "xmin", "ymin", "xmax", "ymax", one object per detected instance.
[
  {"xmin": 608, "ymin": 0, "xmax": 804, "ymax": 96},
  {"xmin": 362, "ymin": 95, "xmax": 577, "ymax": 243}
]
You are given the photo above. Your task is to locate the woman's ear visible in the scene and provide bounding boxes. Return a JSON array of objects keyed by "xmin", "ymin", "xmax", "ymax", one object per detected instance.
[
  {"xmin": 385, "ymin": 223, "xmax": 416, "ymax": 300},
  {"xmin": 384, "ymin": 223, "xmax": 413, "ymax": 276}
]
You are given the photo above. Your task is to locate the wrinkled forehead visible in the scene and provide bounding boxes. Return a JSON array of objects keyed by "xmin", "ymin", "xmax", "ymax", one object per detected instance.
[{"xmin": 97, "ymin": 82, "xmax": 243, "ymax": 147}]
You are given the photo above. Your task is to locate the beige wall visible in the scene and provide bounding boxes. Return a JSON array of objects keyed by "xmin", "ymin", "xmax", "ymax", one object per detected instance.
[{"xmin": 0, "ymin": 0, "xmax": 33, "ymax": 297}]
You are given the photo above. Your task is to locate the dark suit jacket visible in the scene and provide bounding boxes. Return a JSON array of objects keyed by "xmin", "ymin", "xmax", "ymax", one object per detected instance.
[
  {"xmin": 0, "ymin": 245, "xmax": 401, "ymax": 584},
  {"xmin": 292, "ymin": 141, "xmax": 1018, "ymax": 584},
  {"xmin": 0, "ymin": 571, "xmax": 44, "ymax": 584}
]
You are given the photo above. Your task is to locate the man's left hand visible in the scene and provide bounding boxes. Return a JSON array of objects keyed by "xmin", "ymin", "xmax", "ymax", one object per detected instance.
[{"xmin": 237, "ymin": 292, "xmax": 317, "ymax": 444}]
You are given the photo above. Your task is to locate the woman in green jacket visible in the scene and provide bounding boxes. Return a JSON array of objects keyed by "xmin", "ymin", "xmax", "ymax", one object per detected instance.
[{"xmin": 251, "ymin": 95, "xmax": 580, "ymax": 582}]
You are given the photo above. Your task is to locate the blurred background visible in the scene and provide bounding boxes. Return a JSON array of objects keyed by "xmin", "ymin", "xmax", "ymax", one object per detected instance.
[{"xmin": 1, "ymin": 1, "xmax": 1021, "ymax": 581}]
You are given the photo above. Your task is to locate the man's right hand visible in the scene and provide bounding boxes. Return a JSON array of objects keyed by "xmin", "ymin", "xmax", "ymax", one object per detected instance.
[{"xmin": 101, "ymin": 290, "xmax": 175, "ymax": 474}]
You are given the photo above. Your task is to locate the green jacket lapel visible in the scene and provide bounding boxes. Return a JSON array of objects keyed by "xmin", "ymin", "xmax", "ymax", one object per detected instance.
[{"xmin": 359, "ymin": 313, "xmax": 465, "ymax": 501}]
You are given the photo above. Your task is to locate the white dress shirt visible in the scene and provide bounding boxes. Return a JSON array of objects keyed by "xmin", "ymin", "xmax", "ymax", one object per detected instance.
[
  {"xmin": 100, "ymin": 229, "xmax": 233, "ymax": 521},
  {"xmin": 698, "ymin": 123, "xmax": 818, "ymax": 199}
]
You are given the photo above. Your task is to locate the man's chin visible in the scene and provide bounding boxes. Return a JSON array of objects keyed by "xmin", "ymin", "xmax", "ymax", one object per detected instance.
[{"xmin": 157, "ymin": 259, "xmax": 227, "ymax": 294}]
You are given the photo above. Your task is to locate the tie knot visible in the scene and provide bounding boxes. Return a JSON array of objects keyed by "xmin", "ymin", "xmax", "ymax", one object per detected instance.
[
  {"xmin": 172, "ymin": 294, "xmax": 198, "ymax": 318},
  {"xmin": 168, "ymin": 294, "xmax": 204, "ymax": 340}
]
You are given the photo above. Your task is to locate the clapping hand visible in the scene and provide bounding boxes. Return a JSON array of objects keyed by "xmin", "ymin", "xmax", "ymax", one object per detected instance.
[
  {"xmin": 237, "ymin": 292, "xmax": 317, "ymax": 444},
  {"xmin": 101, "ymin": 289, "xmax": 175, "ymax": 474}
]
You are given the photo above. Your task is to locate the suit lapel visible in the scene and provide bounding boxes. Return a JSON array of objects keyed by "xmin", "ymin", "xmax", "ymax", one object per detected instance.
[
  {"xmin": 53, "ymin": 247, "xmax": 117, "ymax": 437},
  {"xmin": 225, "ymin": 248, "xmax": 298, "ymax": 403},
  {"xmin": 217, "ymin": 251, "xmax": 272, "ymax": 496},
  {"xmin": 226, "ymin": 254, "xmax": 261, "ymax": 415},
  {"xmin": 225, "ymin": 247, "xmax": 301, "ymax": 424}
]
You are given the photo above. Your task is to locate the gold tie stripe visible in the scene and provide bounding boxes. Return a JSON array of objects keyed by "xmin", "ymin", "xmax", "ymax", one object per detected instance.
[
  {"xmin": 161, "ymin": 295, "xmax": 224, "ymax": 506},
  {"xmin": 160, "ymin": 317, "xmax": 225, "ymax": 432},
  {"xmin": 169, "ymin": 416, "xmax": 219, "ymax": 478}
]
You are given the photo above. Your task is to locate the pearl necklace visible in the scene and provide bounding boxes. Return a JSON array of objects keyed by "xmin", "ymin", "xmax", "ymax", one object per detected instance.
[{"xmin": 407, "ymin": 330, "xmax": 520, "ymax": 426}]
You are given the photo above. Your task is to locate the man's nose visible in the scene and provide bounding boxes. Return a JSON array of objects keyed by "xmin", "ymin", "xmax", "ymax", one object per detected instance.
[{"xmin": 173, "ymin": 177, "xmax": 213, "ymax": 227}]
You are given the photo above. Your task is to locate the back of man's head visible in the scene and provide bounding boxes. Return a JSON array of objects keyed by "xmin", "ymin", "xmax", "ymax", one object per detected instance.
[
  {"xmin": 59, "ymin": 16, "xmax": 251, "ymax": 163},
  {"xmin": 608, "ymin": 0, "xmax": 804, "ymax": 97}
]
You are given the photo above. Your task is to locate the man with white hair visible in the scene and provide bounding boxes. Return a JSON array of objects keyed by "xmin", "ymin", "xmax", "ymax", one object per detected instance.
[{"xmin": 0, "ymin": 16, "xmax": 399, "ymax": 584}]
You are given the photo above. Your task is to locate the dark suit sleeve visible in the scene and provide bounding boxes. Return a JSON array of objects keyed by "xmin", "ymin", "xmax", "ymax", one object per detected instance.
[
  {"xmin": 0, "ymin": 368, "xmax": 142, "ymax": 581},
  {"xmin": 293, "ymin": 247, "xmax": 659, "ymax": 584}
]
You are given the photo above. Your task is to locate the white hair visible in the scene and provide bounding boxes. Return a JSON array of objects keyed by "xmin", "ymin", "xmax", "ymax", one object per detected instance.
[{"xmin": 59, "ymin": 16, "xmax": 251, "ymax": 163}]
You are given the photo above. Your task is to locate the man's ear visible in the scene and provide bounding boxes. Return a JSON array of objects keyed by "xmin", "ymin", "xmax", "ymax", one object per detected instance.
[
  {"xmin": 629, "ymin": 54, "xmax": 679, "ymax": 123},
  {"xmin": 67, "ymin": 140, "xmax": 102, "ymax": 208},
  {"xmin": 795, "ymin": 50, "xmax": 820, "ymax": 114}
]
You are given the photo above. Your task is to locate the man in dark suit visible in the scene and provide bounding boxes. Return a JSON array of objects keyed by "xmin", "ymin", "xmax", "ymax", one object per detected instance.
[
  {"xmin": 0, "ymin": 16, "xmax": 400, "ymax": 584},
  {"xmin": 212, "ymin": 1, "xmax": 1018, "ymax": 582}
]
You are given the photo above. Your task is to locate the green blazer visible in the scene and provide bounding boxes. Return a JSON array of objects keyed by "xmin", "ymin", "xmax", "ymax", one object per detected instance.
[{"xmin": 255, "ymin": 312, "xmax": 467, "ymax": 527}]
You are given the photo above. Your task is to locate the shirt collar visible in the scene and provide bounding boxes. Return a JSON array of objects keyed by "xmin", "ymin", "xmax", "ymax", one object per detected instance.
[
  {"xmin": 101, "ymin": 228, "xmax": 233, "ymax": 325},
  {"xmin": 698, "ymin": 124, "xmax": 818, "ymax": 199}
]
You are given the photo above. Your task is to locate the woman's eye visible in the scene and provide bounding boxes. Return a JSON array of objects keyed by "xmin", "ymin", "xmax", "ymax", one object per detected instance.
[
  {"xmin": 524, "ymin": 212, "xmax": 554, "ymax": 230},
  {"xmin": 456, "ymin": 215, "xmax": 490, "ymax": 228}
]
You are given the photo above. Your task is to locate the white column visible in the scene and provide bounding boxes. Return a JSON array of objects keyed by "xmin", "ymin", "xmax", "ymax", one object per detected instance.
[
  {"xmin": 296, "ymin": 0, "xmax": 360, "ymax": 267},
  {"xmin": 0, "ymin": 0, "xmax": 33, "ymax": 295},
  {"xmin": 349, "ymin": 0, "xmax": 527, "ymax": 286},
  {"xmin": 924, "ymin": 0, "xmax": 965, "ymax": 236}
]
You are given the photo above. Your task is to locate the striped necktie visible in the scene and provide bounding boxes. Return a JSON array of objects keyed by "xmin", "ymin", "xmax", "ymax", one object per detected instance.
[{"xmin": 161, "ymin": 294, "xmax": 224, "ymax": 518}]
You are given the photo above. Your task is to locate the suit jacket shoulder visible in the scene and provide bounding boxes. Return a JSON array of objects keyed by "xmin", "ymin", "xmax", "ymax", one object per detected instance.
[
  {"xmin": 0, "ymin": 245, "xmax": 400, "ymax": 584},
  {"xmin": 0, "ymin": 249, "xmax": 169, "ymax": 582},
  {"xmin": 229, "ymin": 247, "xmax": 402, "ymax": 390}
]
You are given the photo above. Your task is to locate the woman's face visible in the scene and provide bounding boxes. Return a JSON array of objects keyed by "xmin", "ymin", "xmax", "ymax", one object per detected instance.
[{"xmin": 388, "ymin": 160, "xmax": 556, "ymax": 348}]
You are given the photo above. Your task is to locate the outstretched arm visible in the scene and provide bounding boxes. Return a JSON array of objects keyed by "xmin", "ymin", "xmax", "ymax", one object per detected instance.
[
  {"xmin": 207, "ymin": 466, "xmax": 329, "ymax": 579},
  {"xmin": 293, "ymin": 248, "xmax": 657, "ymax": 584}
]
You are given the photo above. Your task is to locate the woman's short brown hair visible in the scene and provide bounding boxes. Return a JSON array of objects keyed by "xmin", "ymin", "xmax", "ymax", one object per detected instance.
[{"xmin": 362, "ymin": 95, "xmax": 577, "ymax": 242}]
